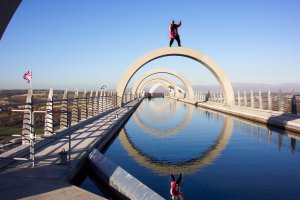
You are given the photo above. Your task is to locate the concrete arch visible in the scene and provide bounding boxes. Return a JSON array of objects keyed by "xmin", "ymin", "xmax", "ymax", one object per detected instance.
[
  {"xmin": 119, "ymin": 113, "xmax": 234, "ymax": 175},
  {"xmin": 149, "ymin": 83, "xmax": 186, "ymax": 98},
  {"xmin": 131, "ymin": 68, "xmax": 194, "ymax": 99},
  {"xmin": 138, "ymin": 77, "xmax": 179, "ymax": 98},
  {"xmin": 117, "ymin": 47, "xmax": 234, "ymax": 106},
  {"xmin": 149, "ymin": 83, "xmax": 169, "ymax": 94},
  {"xmin": 148, "ymin": 81, "xmax": 176, "ymax": 97}
]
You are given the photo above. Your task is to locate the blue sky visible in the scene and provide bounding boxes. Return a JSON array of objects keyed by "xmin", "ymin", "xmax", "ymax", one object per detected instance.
[{"xmin": 0, "ymin": 0, "xmax": 299, "ymax": 90}]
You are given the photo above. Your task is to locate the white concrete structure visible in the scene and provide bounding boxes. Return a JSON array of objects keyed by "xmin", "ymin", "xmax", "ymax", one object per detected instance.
[
  {"xmin": 148, "ymin": 82, "xmax": 175, "ymax": 96},
  {"xmin": 148, "ymin": 83, "xmax": 186, "ymax": 98},
  {"xmin": 117, "ymin": 47, "xmax": 234, "ymax": 106},
  {"xmin": 131, "ymin": 68, "xmax": 194, "ymax": 99},
  {"xmin": 138, "ymin": 77, "xmax": 179, "ymax": 98},
  {"xmin": 148, "ymin": 83, "xmax": 167, "ymax": 94}
]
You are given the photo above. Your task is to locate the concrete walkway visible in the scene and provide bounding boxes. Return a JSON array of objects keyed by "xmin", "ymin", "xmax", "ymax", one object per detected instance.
[{"xmin": 0, "ymin": 100, "xmax": 141, "ymax": 200}]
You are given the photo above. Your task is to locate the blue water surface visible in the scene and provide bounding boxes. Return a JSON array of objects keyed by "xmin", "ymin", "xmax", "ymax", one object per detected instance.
[{"xmin": 82, "ymin": 98, "xmax": 300, "ymax": 200}]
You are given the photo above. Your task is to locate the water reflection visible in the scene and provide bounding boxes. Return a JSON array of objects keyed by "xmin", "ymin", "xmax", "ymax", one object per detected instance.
[
  {"xmin": 88, "ymin": 98, "xmax": 300, "ymax": 199},
  {"xmin": 138, "ymin": 98, "xmax": 179, "ymax": 124},
  {"xmin": 235, "ymin": 117, "xmax": 298, "ymax": 155},
  {"xmin": 119, "ymin": 112, "xmax": 234, "ymax": 175},
  {"xmin": 133, "ymin": 104, "xmax": 193, "ymax": 137}
]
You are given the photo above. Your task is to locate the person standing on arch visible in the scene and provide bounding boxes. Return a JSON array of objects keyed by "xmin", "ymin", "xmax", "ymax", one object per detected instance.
[{"xmin": 169, "ymin": 20, "xmax": 182, "ymax": 47}]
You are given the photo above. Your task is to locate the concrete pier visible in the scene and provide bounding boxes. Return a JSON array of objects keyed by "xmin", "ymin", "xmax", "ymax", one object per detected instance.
[{"xmin": 0, "ymin": 99, "xmax": 142, "ymax": 199}]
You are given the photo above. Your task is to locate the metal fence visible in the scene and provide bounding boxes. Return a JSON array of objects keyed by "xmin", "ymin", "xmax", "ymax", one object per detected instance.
[
  {"xmin": 194, "ymin": 90, "xmax": 300, "ymax": 114},
  {"xmin": 0, "ymin": 88, "xmax": 128, "ymax": 156}
]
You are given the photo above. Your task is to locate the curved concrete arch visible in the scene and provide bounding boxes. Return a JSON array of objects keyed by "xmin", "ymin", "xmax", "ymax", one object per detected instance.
[
  {"xmin": 146, "ymin": 82, "xmax": 175, "ymax": 97},
  {"xmin": 149, "ymin": 83, "xmax": 169, "ymax": 94},
  {"xmin": 117, "ymin": 47, "xmax": 234, "ymax": 106},
  {"xmin": 119, "ymin": 114, "xmax": 234, "ymax": 175},
  {"xmin": 149, "ymin": 83, "xmax": 186, "ymax": 99},
  {"xmin": 148, "ymin": 83, "xmax": 175, "ymax": 97},
  {"xmin": 138, "ymin": 77, "xmax": 179, "ymax": 98},
  {"xmin": 131, "ymin": 68, "xmax": 194, "ymax": 99}
]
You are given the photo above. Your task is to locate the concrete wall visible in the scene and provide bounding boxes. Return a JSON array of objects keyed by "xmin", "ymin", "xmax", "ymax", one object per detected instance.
[{"xmin": 89, "ymin": 149, "xmax": 164, "ymax": 200}]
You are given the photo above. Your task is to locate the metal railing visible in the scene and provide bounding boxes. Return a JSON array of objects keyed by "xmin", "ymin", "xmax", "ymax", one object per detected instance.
[
  {"xmin": 193, "ymin": 90, "xmax": 300, "ymax": 114},
  {"xmin": 0, "ymin": 88, "xmax": 127, "ymax": 167}
]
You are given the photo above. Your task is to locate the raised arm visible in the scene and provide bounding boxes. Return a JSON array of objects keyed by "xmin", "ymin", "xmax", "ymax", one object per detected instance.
[{"xmin": 177, "ymin": 21, "xmax": 181, "ymax": 27}]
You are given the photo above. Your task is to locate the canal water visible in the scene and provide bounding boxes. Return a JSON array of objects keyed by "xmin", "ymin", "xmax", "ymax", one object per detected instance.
[{"xmin": 80, "ymin": 98, "xmax": 300, "ymax": 200}]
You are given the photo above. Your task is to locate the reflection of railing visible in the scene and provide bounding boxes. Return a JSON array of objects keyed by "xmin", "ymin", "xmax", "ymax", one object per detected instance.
[
  {"xmin": 191, "ymin": 90, "xmax": 300, "ymax": 114},
  {"xmin": 235, "ymin": 118, "xmax": 299, "ymax": 155},
  {"xmin": 0, "ymin": 88, "xmax": 123, "ymax": 159}
]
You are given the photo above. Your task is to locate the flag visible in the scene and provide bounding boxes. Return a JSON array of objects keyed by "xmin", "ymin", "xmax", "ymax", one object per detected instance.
[{"xmin": 23, "ymin": 70, "xmax": 32, "ymax": 83}]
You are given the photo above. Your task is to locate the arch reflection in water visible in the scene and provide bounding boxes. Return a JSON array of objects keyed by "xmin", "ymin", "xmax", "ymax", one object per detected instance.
[
  {"xmin": 118, "ymin": 113, "xmax": 234, "ymax": 175},
  {"xmin": 133, "ymin": 101, "xmax": 193, "ymax": 137},
  {"xmin": 137, "ymin": 99, "xmax": 179, "ymax": 124}
]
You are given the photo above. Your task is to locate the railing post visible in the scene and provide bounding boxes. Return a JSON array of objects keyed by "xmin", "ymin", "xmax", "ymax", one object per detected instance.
[
  {"xmin": 22, "ymin": 88, "xmax": 33, "ymax": 144},
  {"xmin": 237, "ymin": 90, "xmax": 241, "ymax": 106},
  {"xmin": 103, "ymin": 91, "xmax": 107, "ymax": 112},
  {"xmin": 60, "ymin": 89, "xmax": 68, "ymax": 129},
  {"xmin": 88, "ymin": 91, "xmax": 94, "ymax": 118},
  {"xmin": 94, "ymin": 90, "xmax": 99, "ymax": 116},
  {"xmin": 81, "ymin": 90, "xmax": 87, "ymax": 120},
  {"xmin": 250, "ymin": 90, "xmax": 254, "ymax": 108},
  {"xmin": 107, "ymin": 91, "xmax": 111, "ymax": 110},
  {"xmin": 259, "ymin": 89, "xmax": 262, "ymax": 110},
  {"xmin": 99, "ymin": 90, "xmax": 103, "ymax": 113},
  {"xmin": 278, "ymin": 89, "xmax": 282, "ymax": 112},
  {"xmin": 44, "ymin": 88, "xmax": 53, "ymax": 135},
  {"xmin": 71, "ymin": 89, "xmax": 79, "ymax": 124},
  {"xmin": 268, "ymin": 89, "xmax": 272, "ymax": 111},
  {"xmin": 111, "ymin": 91, "xmax": 115, "ymax": 108},
  {"xmin": 112, "ymin": 92, "xmax": 115, "ymax": 108},
  {"xmin": 110, "ymin": 91, "xmax": 113, "ymax": 109}
]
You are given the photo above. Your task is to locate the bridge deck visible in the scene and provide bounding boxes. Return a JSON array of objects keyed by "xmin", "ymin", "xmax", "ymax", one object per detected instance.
[{"xmin": 0, "ymin": 99, "xmax": 141, "ymax": 200}]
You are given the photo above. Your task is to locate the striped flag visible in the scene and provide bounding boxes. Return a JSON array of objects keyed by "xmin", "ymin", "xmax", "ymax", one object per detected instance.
[{"xmin": 23, "ymin": 70, "xmax": 32, "ymax": 83}]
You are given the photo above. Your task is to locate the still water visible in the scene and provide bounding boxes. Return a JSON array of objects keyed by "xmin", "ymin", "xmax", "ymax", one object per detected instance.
[{"xmin": 81, "ymin": 98, "xmax": 300, "ymax": 200}]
